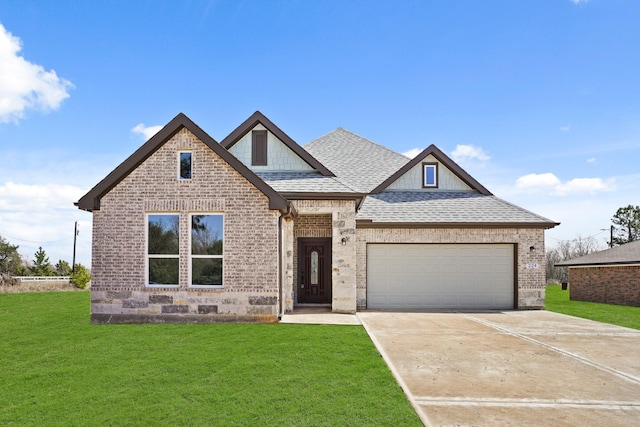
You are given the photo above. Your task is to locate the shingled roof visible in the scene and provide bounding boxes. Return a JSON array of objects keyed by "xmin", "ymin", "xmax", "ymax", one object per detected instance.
[
  {"xmin": 556, "ymin": 240, "xmax": 640, "ymax": 266},
  {"xmin": 304, "ymin": 128, "xmax": 409, "ymax": 193},
  {"xmin": 356, "ymin": 191, "xmax": 559, "ymax": 228}
]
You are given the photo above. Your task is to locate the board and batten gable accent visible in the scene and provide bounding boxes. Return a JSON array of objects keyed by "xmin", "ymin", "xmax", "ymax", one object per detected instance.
[
  {"xmin": 89, "ymin": 127, "xmax": 281, "ymax": 323},
  {"xmin": 387, "ymin": 154, "xmax": 473, "ymax": 191},
  {"xmin": 227, "ymin": 123, "xmax": 315, "ymax": 172}
]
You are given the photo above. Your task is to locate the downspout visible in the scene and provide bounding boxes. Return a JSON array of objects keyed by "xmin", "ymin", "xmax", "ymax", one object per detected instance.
[{"xmin": 278, "ymin": 213, "xmax": 283, "ymax": 320}]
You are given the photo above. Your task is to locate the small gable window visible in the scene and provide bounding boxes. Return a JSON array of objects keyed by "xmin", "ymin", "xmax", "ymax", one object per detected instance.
[
  {"xmin": 179, "ymin": 151, "xmax": 192, "ymax": 180},
  {"xmin": 251, "ymin": 130, "xmax": 267, "ymax": 166},
  {"xmin": 422, "ymin": 162, "xmax": 438, "ymax": 188}
]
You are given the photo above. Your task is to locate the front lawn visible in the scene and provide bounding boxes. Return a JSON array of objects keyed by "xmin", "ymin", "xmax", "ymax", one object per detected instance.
[
  {"xmin": 0, "ymin": 292, "xmax": 420, "ymax": 426},
  {"xmin": 545, "ymin": 285, "xmax": 640, "ymax": 330}
]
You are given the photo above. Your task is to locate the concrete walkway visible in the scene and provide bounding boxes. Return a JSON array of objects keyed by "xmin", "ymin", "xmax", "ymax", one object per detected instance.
[
  {"xmin": 280, "ymin": 306, "xmax": 361, "ymax": 325},
  {"xmin": 359, "ymin": 310, "xmax": 640, "ymax": 426}
]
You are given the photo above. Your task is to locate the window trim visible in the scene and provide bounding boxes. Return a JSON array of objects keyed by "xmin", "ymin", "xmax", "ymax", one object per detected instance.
[
  {"xmin": 251, "ymin": 130, "xmax": 268, "ymax": 166},
  {"xmin": 146, "ymin": 213, "xmax": 180, "ymax": 288},
  {"xmin": 178, "ymin": 151, "xmax": 193, "ymax": 180},
  {"xmin": 188, "ymin": 213, "xmax": 224, "ymax": 288},
  {"xmin": 422, "ymin": 162, "xmax": 438, "ymax": 188}
]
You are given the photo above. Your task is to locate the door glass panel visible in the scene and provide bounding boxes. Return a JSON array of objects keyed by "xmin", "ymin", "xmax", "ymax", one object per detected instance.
[{"xmin": 310, "ymin": 250, "xmax": 318, "ymax": 285}]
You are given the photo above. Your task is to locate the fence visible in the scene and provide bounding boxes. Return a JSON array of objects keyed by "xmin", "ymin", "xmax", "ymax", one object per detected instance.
[{"xmin": 13, "ymin": 276, "xmax": 71, "ymax": 282}]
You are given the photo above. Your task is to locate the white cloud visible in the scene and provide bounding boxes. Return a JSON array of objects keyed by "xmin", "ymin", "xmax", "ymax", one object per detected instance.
[
  {"xmin": 560, "ymin": 125, "xmax": 571, "ymax": 132},
  {"xmin": 450, "ymin": 144, "xmax": 490, "ymax": 162},
  {"xmin": 515, "ymin": 172, "xmax": 614, "ymax": 195},
  {"xmin": 587, "ymin": 157, "xmax": 596, "ymax": 163},
  {"xmin": 0, "ymin": 24, "xmax": 73, "ymax": 123},
  {"xmin": 516, "ymin": 173, "xmax": 561, "ymax": 189},
  {"xmin": 570, "ymin": 0, "xmax": 588, "ymax": 4},
  {"xmin": 402, "ymin": 148, "xmax": 423, "ymax": 158},
  {"xmin": 0, "ymin": 181, "xmax": 91, "ymax": 266},
  {"xmin": 132, "ymin": 123, "xmax": 163, "ymax": 140}
]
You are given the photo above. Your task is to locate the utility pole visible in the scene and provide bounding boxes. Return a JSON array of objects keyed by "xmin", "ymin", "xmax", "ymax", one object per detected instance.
[
  {"xmin": 72, "ymin": 221, "xmax": 78, "ymax": 273},
  {"xmin": 610, "ymin": 224, "xmax": 614, "ymax": 248}
]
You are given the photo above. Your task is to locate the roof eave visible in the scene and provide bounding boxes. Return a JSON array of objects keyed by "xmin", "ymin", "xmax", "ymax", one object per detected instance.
[{"xmin": 355, "ymin": 220, "xmax": 559, "ymax": 229}]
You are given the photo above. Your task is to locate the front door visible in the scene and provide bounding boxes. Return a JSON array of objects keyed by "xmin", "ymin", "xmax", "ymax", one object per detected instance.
[{"xmin": 298, "ymin": 238, "xmax": 332, "ymax": 304}]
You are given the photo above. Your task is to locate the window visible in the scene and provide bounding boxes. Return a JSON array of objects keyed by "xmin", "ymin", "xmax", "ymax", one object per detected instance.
[
  {"xmin": 179, "ymin": 151, "xmax": 192, "ymax": 180},
  {"xmin": 190, "ymin": 214, "xmax": 224, "ymax": 287},
  {"xmin": 147, "ymin": 214, "xmax": 180, "ymax": 286},
  {"xmin": 422, "ymin": 162, "xmax": 438, "ymax": 188},
  {"xmin": 251, "ymin": 130, "xmax": 267, "ymax": 166}
]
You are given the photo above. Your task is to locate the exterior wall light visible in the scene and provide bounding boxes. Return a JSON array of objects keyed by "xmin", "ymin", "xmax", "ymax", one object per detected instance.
[
  {"xmin": 341, "ymin": 237, "xmax": 348, "ymax": 246},
  {"xmin": 529, "ymin": 246, "xmax": 536, "ymax": 253}
]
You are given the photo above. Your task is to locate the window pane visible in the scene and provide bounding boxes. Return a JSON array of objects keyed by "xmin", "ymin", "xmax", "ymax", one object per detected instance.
[
  {"xmin": 425, "ymin": 165, "xmax": 436, "ymax": 186},
  {"xmin": 180, "ymin": 152, "xmax": 192, "ymax": 180},
  {"xmin": 191, "ymin": 215, "xmax": 223, "ymax": 255},
  {"xmin": 192, "ymin": 258, "xmax": 222, "ymax": 286},
  {"xmin": 148, "ymin": 215, "xmax": 179, "ymax": 254},
  {"xmin": 310, "ymin": 250, "xmax": 319, "ymax": 285},
  {"xmin": 149, "ymin": 258, "xmax": 179, "ymax": 285}
]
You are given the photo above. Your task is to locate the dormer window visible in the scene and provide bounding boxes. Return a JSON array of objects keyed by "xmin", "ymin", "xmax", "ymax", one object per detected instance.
[
  {"xmin": 422, "ymin": 162, "xmax": 438, "ymax": 188},
  {"xmin": 179, "ymin": 151, "xmax": 192, "ymax": 180},
  {"xmin": 251, "ymin": 130, "xmax": 267, "ymax": 166}
]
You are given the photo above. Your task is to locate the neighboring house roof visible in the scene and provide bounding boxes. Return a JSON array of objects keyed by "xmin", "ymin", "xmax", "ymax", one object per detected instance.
[
  {"xmin": 304, "ymin": 128, "xmax": 409, "ymax": 193},
  {"xmin": 220, "ymin": 111, "xmax": 334, "ymax": 176},
  {"xmin": 370, "ymin": 144, "xmax": 492, "ymax": 195},
  {"xmin": 356, "ymin": 191, "xmax": 559, "ymax": 228},
  {"xmin": 555, "ymin": 240, "xmax": 640, "ymax": 267},
  {"xmin": 76, "ymin": 113, "xmax": 288, "ymax": 212}
]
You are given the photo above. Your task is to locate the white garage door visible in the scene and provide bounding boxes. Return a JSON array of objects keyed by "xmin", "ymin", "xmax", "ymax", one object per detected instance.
[{"xmin": 367, "ymin": 244, "xmax": 515, "ymax": 310}]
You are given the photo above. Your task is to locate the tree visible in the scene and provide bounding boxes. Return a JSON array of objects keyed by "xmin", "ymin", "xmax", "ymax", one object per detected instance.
[
  {"xmin": 55, "ymin": 260, "xmax": 72, "ymax": 276},
  {"xmin": 0, "ymin": 235, "xmax": 27, "ymax": 275},
  {"xmin": 32, "ymin": 246, "xmax": 53, "ymax": 276},
  {"xmin": 546, "ymin": 235, "xmax": 602, "ymax": 283},
  {"xmin": 611, "ymin": 204, "xmax": 640, "ymax": 246}
]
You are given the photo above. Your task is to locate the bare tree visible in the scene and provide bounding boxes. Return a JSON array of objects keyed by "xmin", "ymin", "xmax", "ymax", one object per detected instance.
[{"xmin": 546, "ymin": 235, "xmax": 603, "ymax": 283}]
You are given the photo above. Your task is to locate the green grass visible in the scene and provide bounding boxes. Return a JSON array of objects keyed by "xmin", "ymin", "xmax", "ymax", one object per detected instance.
[
  {"xmin": 545, "ymin": 285, "xmax": 640, "ymax": 330},
  {"xmin": 0, "ymin": 292, "xmax": 420, "ymax": 426}
]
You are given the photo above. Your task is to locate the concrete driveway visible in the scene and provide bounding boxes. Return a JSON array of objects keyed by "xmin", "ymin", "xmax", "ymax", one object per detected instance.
[{"xmin": 358, "ymin": 310, "xmax": 640, "ymax": 426}]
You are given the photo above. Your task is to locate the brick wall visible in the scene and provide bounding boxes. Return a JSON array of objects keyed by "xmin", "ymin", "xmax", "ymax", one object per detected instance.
[
  {"xmin": 90, "ymin": 128, "xmax": 280, "ymax": 323},
  {"xmin": 569, "ymin": 265, "xmax": 640, "ymax": 307},
  {"xmin": 356, "ymin": 227, "xmax": 546, "ymax": 309}
]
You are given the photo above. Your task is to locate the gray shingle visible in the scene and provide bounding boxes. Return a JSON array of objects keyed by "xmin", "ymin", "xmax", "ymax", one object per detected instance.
[
  {"xmin": 357, "ymin": 191, "xmax": 558, "ymax": 226},
  {"xmin": 556, "ymin": 240, "xmax": 640, "ymax": 266},
  {"xmin": 304, "ymin": 128, "xmax": 409, "ymax": 193},
  {"xmin": 256, "ymin": 172, "xmax": 358, "ymax": 194}
]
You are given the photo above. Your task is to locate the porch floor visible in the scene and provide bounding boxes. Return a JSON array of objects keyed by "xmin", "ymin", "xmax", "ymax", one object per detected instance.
[{"xmin": 280, "ymin": 306, "xmax": 361, "ymax": 325}]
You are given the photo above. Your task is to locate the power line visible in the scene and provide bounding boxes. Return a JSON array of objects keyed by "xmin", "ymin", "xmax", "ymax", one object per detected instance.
[{"xmin": 0, "ymin": 230, "xmax": 73, "ymax": 244}]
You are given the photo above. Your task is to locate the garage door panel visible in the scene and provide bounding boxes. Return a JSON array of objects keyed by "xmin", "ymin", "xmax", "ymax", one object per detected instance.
[{"xmin": 367, "ymin": 244, "xmax": 514, "ymax": 310}]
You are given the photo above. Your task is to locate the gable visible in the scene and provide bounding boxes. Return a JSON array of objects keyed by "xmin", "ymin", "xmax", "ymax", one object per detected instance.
[
  {"xmin": 76, "ymin": 113, "xmax": 288, "ymax": 212},
  {"xmin": 226, "ymin": 123, "xmax": 315, "ymax": 172},
  {"xmin": 387, "ymin": 154, "xmax": 474, "ymax": 191},
  {"xmin": 220, "ymin": 111, "xmax": 333, "ymax": 176},
  {"xmin": 371, "ymin": 144, "xmax": 491, "ymax": 195}
]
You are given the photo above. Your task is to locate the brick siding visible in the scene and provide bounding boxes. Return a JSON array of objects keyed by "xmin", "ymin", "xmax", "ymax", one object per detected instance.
[
  {"xmin": 569, "ymin": 265, "xmax": 640, "ymax": 307},
  {"xmin": 356, "ymin": 227, "xmax": 546, "ymax": 309},
  {"xmin": 90, "ymin": 128, "xmax": 280, "ymax": 323}
]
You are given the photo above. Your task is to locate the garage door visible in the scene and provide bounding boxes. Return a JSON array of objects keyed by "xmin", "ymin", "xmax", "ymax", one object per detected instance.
[{"xmin": 367, "ymin": 244, "xmax": 515, "ymax": 310}]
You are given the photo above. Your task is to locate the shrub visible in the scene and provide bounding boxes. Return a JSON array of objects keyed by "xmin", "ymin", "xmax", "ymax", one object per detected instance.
[{"xmin": 71, "ymin": 264, "xmax": 91, "ymax": 289}]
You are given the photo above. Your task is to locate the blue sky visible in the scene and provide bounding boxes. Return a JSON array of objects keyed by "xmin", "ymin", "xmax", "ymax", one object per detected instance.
[{"xmin": 0, "ymin": 0, "xmax": 638, "ymax": 268}]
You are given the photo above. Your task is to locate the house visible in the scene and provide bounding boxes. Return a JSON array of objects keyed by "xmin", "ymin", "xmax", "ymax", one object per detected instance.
[
  {"xmin": 555, "ymin": 241, "xmax": 640, "ymax": 307},
  {"xmin": 77, "ymin": 112, "xmax": 558, "ymax": 323}
]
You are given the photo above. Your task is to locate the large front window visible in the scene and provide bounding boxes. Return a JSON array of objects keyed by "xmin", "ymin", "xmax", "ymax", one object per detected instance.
[
  {"xmin": 147, "ymin": 214, "xmax": 180, "ymax": 286},
  {"xmin": 190, "ymin": 214, "xmax": 224, "ymax": 287}
]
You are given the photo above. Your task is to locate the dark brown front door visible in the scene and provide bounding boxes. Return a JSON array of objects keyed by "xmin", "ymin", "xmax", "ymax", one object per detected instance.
[{"xmin": 298, "ymin": 238, "xmax": 332, "ymax": 304}]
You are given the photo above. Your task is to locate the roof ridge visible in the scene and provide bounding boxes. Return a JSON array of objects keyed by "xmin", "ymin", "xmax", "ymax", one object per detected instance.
[{"xmin": 306, "ymin": 127, "xmax": 406, "ymax": 158}]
